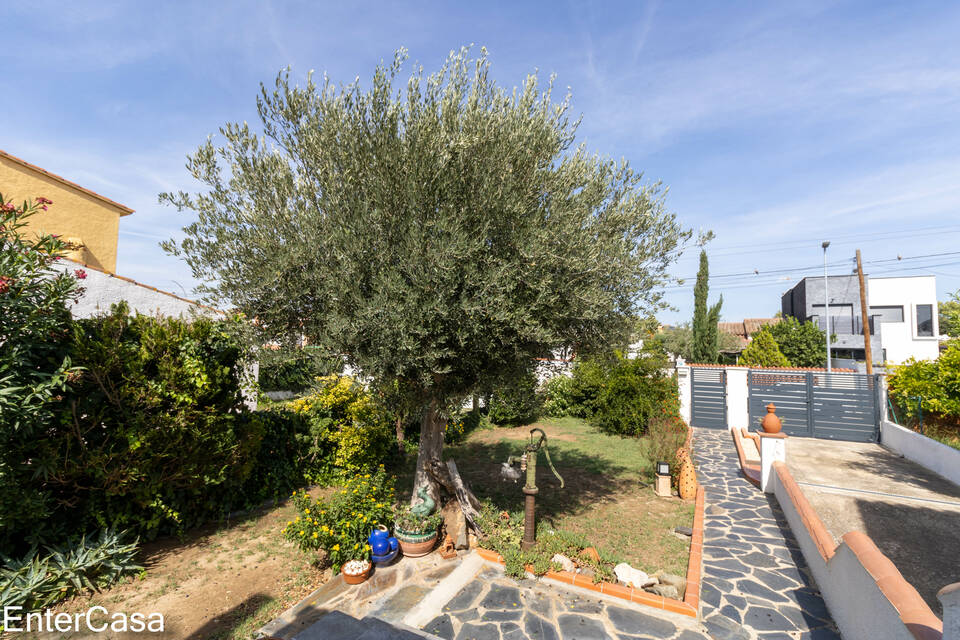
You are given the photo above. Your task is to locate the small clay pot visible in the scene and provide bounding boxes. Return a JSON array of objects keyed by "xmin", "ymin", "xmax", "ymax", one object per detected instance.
[
  {"xmin": 761, "ymin": 403, "xmax": 782, "ymax": 434},
  {"xmin": 341, "ymin": 560, "xmax": 372, "ymax": 585}
]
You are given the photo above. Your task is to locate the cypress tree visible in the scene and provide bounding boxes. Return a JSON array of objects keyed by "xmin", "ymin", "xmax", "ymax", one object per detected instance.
[{"xmin": 692, "ymin": 250, "xmax": 722, "ymax": 363}]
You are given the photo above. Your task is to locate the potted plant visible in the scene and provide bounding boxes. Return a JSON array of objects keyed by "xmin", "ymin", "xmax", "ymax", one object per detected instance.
[
  {"xmin": 394, "ymin": 506, "xmax": 443, "ymax": 557},
  {"xmin": 341, "ymin": 550, "xmax": 373, "ymax": 584}
]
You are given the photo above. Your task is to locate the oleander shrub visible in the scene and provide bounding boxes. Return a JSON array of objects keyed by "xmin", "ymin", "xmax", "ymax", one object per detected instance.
[
  {"xmin": 0, "ymin": 194, "xmax": 83, "ymax": 553},
  {"xmin": 286, "ymin": 375, "xmax": 395, "ymax": 478}
]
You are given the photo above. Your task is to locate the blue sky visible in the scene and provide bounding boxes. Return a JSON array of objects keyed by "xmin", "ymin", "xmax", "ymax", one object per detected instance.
[{"xmin": 4, "ymin": 1, "xmax": 960, "ymax": 324}]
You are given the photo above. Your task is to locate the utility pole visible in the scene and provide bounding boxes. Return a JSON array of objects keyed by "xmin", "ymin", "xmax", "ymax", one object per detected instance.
[
  {"xmin": 856, "ymin": 249, "xmax": 873, "ymax": 375},
  {"xmin": 822, "ymin": 241, "xmax": 831, "ymax": 372}
]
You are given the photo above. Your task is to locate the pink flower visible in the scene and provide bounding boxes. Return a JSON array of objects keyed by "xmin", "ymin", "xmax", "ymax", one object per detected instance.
[
  {"xmin": 35, "ymin": 196, "xmax": 53, "ymax": 205},
  {"xmin": 74, "ymin": 268, "xmax": 87, "ymax": 280}
]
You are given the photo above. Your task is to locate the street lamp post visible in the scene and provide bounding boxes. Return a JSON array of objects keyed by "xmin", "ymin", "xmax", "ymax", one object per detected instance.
[{"xmin": 822, "ymin": 241, "xmax": 831, "ymax": 372}]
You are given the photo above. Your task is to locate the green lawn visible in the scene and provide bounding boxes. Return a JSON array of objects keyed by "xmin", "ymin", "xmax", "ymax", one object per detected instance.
[{"xmin": 436, "ymin": 417, "xmax": 695, "ymax": 576}]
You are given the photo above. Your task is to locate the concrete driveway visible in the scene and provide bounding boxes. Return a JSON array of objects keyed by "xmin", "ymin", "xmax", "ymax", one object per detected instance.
[{"xmin": 785, "ymin": 436, "xmax": 960, "ymax": 615}]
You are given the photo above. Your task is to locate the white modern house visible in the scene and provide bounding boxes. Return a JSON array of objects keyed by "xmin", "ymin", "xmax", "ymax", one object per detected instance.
[
  {"xmin": 781, "ymin": 274, "xmax": 940, "ymax": 365},
  {"xmin": 867, "ymin": 275, "xmax": 940, "ymax": 364}
]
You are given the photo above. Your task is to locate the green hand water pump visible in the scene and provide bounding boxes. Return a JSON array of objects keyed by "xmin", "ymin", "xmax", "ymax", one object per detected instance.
[{"xmin": 504, "ymin": 428, "xmax": 564, "ymax": 550}]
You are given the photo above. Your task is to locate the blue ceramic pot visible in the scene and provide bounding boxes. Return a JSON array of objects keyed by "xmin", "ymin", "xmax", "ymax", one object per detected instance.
[{"xmin": 368, "ymin": 525, "xmax": 398, "ymax": 556}]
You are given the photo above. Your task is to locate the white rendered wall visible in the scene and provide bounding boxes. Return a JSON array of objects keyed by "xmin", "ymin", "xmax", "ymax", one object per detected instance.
[
  {"xmin": 771, "ymin": 469, "xmax": 925, "ymax": 640},
  {"xmin": 725, "ymin": 367, "xmax": 749, "ymax": 431},
  {"xmin": 868, "ymin": 276, "xmax": 940, "ymax": 364},
  {"xmin": 881, "ymin": 420, "xmax": 960, "ymax": 487},
  {"xmin": 676, "ymin": 363, "xmax": 691, "ymax": 425}
]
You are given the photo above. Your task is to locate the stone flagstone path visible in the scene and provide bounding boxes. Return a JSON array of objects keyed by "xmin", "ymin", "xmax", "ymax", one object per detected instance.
[
  {"xmin": 692, "ymin": 428, "xmax": 841, "ymax": 640},
  {"xmin": 422, "ymin": 564, "xmax": 710, "ymax": 640}
]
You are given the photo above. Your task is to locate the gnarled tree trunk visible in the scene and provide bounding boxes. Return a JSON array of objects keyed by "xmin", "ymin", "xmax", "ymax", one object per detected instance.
[{"xmin": 412, "ymin": 399, "xmax": 482, "ymax": 536}]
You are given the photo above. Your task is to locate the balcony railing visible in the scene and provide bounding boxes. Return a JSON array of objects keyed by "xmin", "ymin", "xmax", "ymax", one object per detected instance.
[{"xmin": 811, "ymin": 316, "xmax": 875, "ymax": 336}]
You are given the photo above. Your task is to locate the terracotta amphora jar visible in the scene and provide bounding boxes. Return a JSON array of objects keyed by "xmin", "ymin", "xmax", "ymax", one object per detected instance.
[{"xmin": 761, "ymin": 403, "xmax": 782, "ymax": 434}]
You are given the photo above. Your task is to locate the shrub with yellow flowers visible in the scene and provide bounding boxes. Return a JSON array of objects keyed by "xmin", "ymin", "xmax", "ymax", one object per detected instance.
[
  {"xmin": 286, "ymin": 375, "xmax": 394, "ymax": 479},
  {"xmin": 281, "ymin": 465, "xmax": 396, "ymax": 572}
]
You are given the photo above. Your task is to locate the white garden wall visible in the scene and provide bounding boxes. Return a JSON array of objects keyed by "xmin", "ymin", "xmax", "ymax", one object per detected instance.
[{"xmin": 881, "ymin": 420, "xmax": 960, "ymax": 487}]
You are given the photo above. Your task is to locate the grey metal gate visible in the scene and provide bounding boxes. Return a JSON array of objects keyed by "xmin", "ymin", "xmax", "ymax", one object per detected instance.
[
  {"xmin": 691, "ymin": 367, "xmax": 727, "ymax": 429},
  {"xmin": 748, "ymin": 370, "xmax": 880, "ymax": 442}
]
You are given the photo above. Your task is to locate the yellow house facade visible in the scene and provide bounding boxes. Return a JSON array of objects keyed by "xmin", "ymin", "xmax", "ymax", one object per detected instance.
[{"xmin": 0, "ymin": 149, "xmax": 133, "ymax": 273}]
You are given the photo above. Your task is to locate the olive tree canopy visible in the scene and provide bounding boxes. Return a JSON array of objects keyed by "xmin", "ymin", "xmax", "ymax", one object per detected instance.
[{"xmin": 162, "ymin": 47, "xmax": 691, "ymax": 514}]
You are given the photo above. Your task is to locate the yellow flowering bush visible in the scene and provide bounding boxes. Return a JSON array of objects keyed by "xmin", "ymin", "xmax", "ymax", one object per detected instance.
[
  {"xmin": 286, "ymin": 375, "xmax": 394, "ymax": 478},
  {"xmin": 281, "ymin": 466, "xmax": 396, "ymax": 571}
]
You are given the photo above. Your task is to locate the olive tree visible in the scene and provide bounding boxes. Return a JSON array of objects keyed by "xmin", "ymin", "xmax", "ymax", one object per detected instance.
[{"xmin": 161, "ymin": 47, "xmax": 691, "ymax": 520}]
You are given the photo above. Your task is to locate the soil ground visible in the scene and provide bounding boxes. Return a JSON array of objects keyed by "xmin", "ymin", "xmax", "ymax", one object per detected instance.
[
  {"xmin": 786, "ymin": 435, "xmax": 960, "ymax": 614},
  {"xmin": 26, "ymin": 488, "xmax": 336, "ymax": 640}
]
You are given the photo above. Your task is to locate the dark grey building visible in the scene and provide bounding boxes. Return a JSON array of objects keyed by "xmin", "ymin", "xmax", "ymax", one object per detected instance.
[{"xmin": 781, "ymin": 275, "xmax": 884, "ymax": 363}]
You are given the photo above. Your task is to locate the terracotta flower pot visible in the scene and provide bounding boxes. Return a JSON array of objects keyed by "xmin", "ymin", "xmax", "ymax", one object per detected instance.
[
  {"xmin": 761, "ymin": 403, "xmax": 782, "ymax": 434},
  {"xmin": 395, "ymin": 526, "xmax": 438, "ymax": 558},
  {"xmin": 341, "ymin": 559, "xmax": 372, "ymax": 585}
]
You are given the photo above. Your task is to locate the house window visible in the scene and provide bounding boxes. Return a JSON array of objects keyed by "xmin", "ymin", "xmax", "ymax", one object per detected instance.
[
  {"xmin": 869, "ymin": 305, "xmax": 904, "ymax": 323},
  {"xmin": 916, "ymin": 304, "xmax": 934, "ymax": 337}
]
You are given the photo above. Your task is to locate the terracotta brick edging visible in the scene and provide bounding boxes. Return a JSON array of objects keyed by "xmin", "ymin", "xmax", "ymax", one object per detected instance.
[
  {"xmin": 772, "ymin": 461, "xmax": 836, "ymax": 561},
  {"xmin": 474, "ymin": 485, "xmax": 704, "ymax": 619},
  {"xmin": 731, "ymin": 428, "xmax": 762, "ymax": 487}
]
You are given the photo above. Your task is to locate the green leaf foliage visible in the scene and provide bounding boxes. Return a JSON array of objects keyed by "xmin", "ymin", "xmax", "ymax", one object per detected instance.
[
  {"xmin": 940, "ymin": 291, "xmax": 960, "ymax": 338},
  {"xmin": 550, "ymin": 342, "xmax": 679, "ymax": 436},
  {"xmin": 0, "ymin": 529, "xmax": 141, "ymax": 614},
  {"xmin": 739, "ymin": 330, "xmax": 791, "ymax": 368},
  {"xmin": 888, "ymin": 341, "xmax": 960, "ymax": 420},
  {"xmin": 764, "ymin": 317, "xmax": 827, "ymax": 368},
  {"xmin": 160, "ymin": 46, "xmax": 692, "ymax": 426},
  {"xmin": 488, "ymin": 367, "xmax": 543, "ymax": 426}
]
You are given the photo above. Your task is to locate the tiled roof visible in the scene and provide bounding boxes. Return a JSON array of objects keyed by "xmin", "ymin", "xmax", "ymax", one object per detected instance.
[
  {"xmin": 64, "ymin": 258, "xmax": 223, "ymax": 315},
  {"xmin": 686, "ymin": 363, "xmax": 856, "ymax": 372},
  {"xmin": 0, "ymin": 149, "xmax": 134, "ymax": 215}
]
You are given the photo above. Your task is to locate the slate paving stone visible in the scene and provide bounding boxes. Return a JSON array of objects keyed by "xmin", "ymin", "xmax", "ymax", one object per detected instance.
[
  {"xmin": 752, "ymin": 569, "xmax": 801, "ymax": 592},
  {"xmin": 700, "ymin": 582, "xmax": 722, "ymax": 608},
  {"xmin": 373, "ymin": 584, "xmax": 434, "ymax": 622},
  {"xmin": 454, "ymin": 610, "xmax": 480, "ymax": 623},
  {"xmin": 482, "ymin": 610, "xmax": 523, "ymax": 622},
  {"xmin": 737, "ymin": 552, "xmax": 780, "ymax": 569},
  {"xmin": 456, "ymin": 622, "xmax": 501, "ymax": 640},
  {"xmin": 736, "ymin": 577, "xmax": 790, "ymax": 604},
  {"xmin": 558, "ymin": 592, "xmax": 605, "ymax": 615},
  {"xmin": 445, "ymin": 580, "xmax": 487, "ymax": 612},
  {"xmin": 557, "ymin": 614, "xmax": 613, "ymax": 640},
  {"xmin": 723, "ymin": 594, "xmax": 746, "ymax": 611},
  {"xmin": 741, "ymin": 606, "xmax": 796, "ymax": 631},
  {"xmin": 785, "ymin": 589, "xmax": 831, "ymax": 621},
  {"xmin": 605, "ymin": 606, "xmax": 676, "ymax": 637},
  {"xmin": 525, "ymin": 591, "xmax": 555, "ymax": 618},
  {"xmin": 424, "ymin": 614, "xmax": 456, "ymax": 640},
  {"xmin": 501, "ymin": 622, "xmax": 530, "ymax": 640},
  {"xmin": 524, "ymin": 613, "xmax": 560, "ymax": 640},
  {"xmin": 702, "ymin": 614, "xmax": 751, "ymax": 640},
  {"xmin": 719, "ymin": 604, "xmax": 742, "ymax": 624},
  {"xmin": 481, "ymin": 584, "xmax": 525, "ymax": 610}
]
